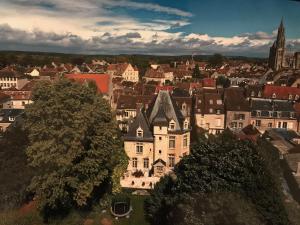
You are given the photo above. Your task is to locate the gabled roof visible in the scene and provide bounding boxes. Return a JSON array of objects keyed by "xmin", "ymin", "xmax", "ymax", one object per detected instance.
[
  {"xmin": 264, "ymin": 85, "xmax": 300, "ymax": 100},
  {"xmin": 65, "ymin": 73, "xmax": 110, "ymax": 94},
  {"xmin": 146, "ymin": 90, "xmax": 185, "ymax": 131},
  {"xmin": 124, "ymin": 110, "xmax": 153, "ymax": 142}
]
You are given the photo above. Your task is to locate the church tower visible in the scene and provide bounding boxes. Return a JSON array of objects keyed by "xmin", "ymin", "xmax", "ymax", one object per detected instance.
[{"xmin": 269, "ymin": 19, "xmax": 286, "ymax": 71}]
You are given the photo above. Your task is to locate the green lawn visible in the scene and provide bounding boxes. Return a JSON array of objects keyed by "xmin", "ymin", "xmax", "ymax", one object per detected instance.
[{"xmin": 0, "ymin": 195, "xmax": 150, "ymax": 225}]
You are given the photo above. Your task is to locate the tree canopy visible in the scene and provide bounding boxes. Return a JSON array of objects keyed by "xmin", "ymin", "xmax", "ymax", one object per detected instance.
[
  {"xmin": 145, "ymin": 130, "xmax": 290, "ymax": 225},
  {"xmin": 216, "ymin": 76, "xmax": 230, "ymax": 88},
  {"xmin": 208, "ymin": 53, "xmax": 224, "ymax": 68},
  {"xmin": 192, "ymin": 64, "xmax": 203, "ymax": 79},
  {"xmin": 0, "ymin": 125, "xmax": 34, "ymax": 210},
  {"xmin": 24, "ymin": 79, "xmax": 127, "ymax": 218}
]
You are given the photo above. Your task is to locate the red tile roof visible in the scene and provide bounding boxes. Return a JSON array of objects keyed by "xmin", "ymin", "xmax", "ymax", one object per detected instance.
[
  {"xmin": 155, "ymin": 85, "xmax": 174, "ymax": 93},
  {"xmin": 264, "ymin": 85, "xmax": 300, "ymax": 100},
  {"xmin": 65, "ymin": 74, "xmax": 110, "ymax": 94},
  {"xmin": 202, "ymin": 78, "xmax": 216, "ymax": 88},
  {"xmin": 0, "ymin": 93, "xmax": 10, "ymax": 102}
]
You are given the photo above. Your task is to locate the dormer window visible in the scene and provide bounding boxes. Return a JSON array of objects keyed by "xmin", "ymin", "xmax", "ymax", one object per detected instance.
[
  {"xmin": 295, "ymin": 95, "xmax": 299, "ymax": 100},
  {"xmin": 257, "ymin": 111, "xmax": 261, "ymax": 117},
  {"xmin": 184, "ymin": 120, "xmax": 189, "ymax": 129},
  {"xmin": 272, "ymin": 93, "xmax": 276, "ymax": 99},
  {"xmin": 288, "ymin": 94, "xmax": 293, "ymax": 100},
  {"xmin": 169, "ymin": 120, "xmax": 175, "ymax": 130},
  {"xmin": 136, "ymin": 127, "xmax": 143, "ymax": 137},
  {"xmin": 9, "ymin": 116, "xmax": 15, "ymax": 122},
  {"xmin": 182, "ymin": 103, "xmax": 187, "ymax": 111}
]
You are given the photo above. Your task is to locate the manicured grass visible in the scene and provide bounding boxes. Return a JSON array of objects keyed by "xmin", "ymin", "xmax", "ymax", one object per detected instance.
[
  {"xmin": 114, "ymin": 195, "xmax": 149, "ymax": 225},
  {"xmin": 0, "ymin": 195, "xmax": 149, "ymax": 225}
]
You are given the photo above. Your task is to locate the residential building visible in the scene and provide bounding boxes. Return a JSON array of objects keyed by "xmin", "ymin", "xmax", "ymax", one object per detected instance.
[
  {"xmin": 144, "ymin": 67, "xmax": 174, "ymax": 84},
  {"xmin": 264, "ymin": 85, "xmax": 300, "ymax": 101},
  {"xmin": 250, "ymin": 99, "xmax": 298, "ymax": 133},
  {"xmin": 122, "ymin": 90, "xmax": 190, "ymax": 189},
  {"xmin": 224, "ymin": 88, "xmax": 251, "ymax": 130},
  {"xmin": 107, "ymin": 63, "xmax": 139, "ymax": 83},
  {"xmin": 195, "ymin": 93, "xmax": 225, "ymax": 134},
  {"xmin": 0, "ymin": 67, "xmax": 29, "ymax": 90},
  {"xmin": 115, "ymin": 95, "xmax": 154, "ymax": 132}
]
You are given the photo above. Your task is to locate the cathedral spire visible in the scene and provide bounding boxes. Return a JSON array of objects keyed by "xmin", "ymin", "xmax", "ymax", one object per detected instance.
[{"xmin": 276, "ymin": 18, "xmax": 285, "ymax": 49}]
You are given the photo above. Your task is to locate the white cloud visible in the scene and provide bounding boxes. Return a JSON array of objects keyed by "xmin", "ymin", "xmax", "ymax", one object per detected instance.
[{"xmin": 0, "ymin": 0, "xmax": 299, "ymax": 56}]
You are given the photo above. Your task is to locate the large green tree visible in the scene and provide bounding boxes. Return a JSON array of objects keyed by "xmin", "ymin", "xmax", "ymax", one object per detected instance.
[
  {"xmin": 24, "ymin": 79, "xmax": 127, "ymax": 217},
  {"xmin": 145, "ymin": 130, "xmax": 290, "ymax": 225},
  {"xmin": 0, "ymin": 125, "xmax": 34, "ymax": 210}
]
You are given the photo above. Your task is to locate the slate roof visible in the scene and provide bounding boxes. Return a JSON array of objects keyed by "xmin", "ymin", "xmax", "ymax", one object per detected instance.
[
  {"xmin": 125, "ymin": 90, "xmax": 186, "ymax": 141},
  {"xmin": 124, "ymin": 110, "xmax": 154, "ymax": 142},
  {"xmin": 146, "ymin": 91, "xmax": 185, "ymax": 131},
  {"xmin": 251, "ymin": 99, "xmax": 296, "ymax": 118},
  {"xmin": 0, "ymin": 109, "xmax": 24, "ymax": 123}
]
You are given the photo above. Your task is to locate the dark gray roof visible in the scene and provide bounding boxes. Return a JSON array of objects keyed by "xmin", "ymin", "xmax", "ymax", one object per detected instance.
[
  {"xmin": 147, "ymin": 91, "xmax": 185, "ymax": 131},
  {"xmin": 252, "ymin": 99, "xmax": 295, "ymax": 111},
  {"xmin": 152, "ymin": 104, "xmax": 169, "ymax": 126},
  {"xmin": 0, "ymin": 109, "xmax": 24, "ymax": 123},
  {"xmin": 124, "ymin": 110, "xmax": 154, "ymax": 142}
]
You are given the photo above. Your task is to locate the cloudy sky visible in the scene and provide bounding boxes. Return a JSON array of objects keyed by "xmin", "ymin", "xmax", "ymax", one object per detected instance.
[{"xmin": 0, "ymin": 0, "xmax": 300, "ymax": 56}]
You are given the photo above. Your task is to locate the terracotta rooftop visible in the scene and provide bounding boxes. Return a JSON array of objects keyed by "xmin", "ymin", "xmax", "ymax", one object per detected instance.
[{"xmin": 65, "ymin": 74, "xmax": 110, "ymax": 94}]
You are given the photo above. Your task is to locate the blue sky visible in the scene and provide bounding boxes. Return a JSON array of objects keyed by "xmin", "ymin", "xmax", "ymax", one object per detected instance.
[{"xmin": 0, "ymin": 0, "xmax": 299, "ymax": 56}]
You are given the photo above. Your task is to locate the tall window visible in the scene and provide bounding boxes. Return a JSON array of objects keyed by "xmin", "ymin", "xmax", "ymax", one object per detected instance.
[
  {"xmin": 169, "ymin": 136, "xmax": 176, "ymax": 149},
  {"xmin": 168, "ymin": 154, "xmax": 175, "ymax": 167},
  {"xmin": 132, "ymin": 158, "xmax": 138, "ymax": 168},
  {"xmin": 268, "ymin": 123, "xmax": 273, "ymax": 128},
  {"xmin": 283, "ymin": 122, "xmax": 287, "ymax": 129},
  {"xmin": 183, "ymin": 135, "xmax": 188, "ymax": 147},
  {"xmin": 255, "ymin": 120, "xmax": 261, "ymax": 127},
  {"xmin": 277, "ymin": 122, "xmax": 281, "ymax": 128},
  {"xmin": 143, "ymin": 158, "xmax": 149, "ymax": 168},
  {"xmin": 136, "ymin": 143, "xmax": 143, "ymax": 154}
]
